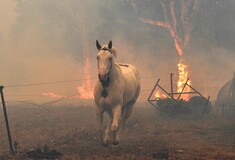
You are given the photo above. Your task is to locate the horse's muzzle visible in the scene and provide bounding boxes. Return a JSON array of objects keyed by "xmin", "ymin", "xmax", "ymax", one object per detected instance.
[
  {"xmin": 98, "ymin": 74, "xmax": 107, "ymax": 82},
  {"xmin": 98, "ymin": 74, "xmax": 110, "ymax": 88}
]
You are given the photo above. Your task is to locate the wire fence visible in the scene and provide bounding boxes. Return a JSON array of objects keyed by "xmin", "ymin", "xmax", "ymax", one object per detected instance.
[
  {"xmin": 0, "ymin": 99, "xmax": 151, "ymax": 155},
  {"xmin": 0, "ymin": 75, "xmax": 222, "ymax": 155},
  {"xmin": 0, "ymin": 98, "xmax": 96, "ymax": 155}
]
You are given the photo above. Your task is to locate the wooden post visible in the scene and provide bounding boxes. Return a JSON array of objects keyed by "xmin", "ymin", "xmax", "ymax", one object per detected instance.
[{"xmin": 0, "ymin": 86, "xmax": 14, "ymax": 154}]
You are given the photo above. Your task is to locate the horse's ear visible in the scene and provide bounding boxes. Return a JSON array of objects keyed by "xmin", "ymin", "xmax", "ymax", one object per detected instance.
[
  {"xmin": 108, "ymin": 40, "xmax": 112, "ymax": 49},
  {"xmin": 96, "ymin": 40, "xmax": 102, "ymax": 50}
]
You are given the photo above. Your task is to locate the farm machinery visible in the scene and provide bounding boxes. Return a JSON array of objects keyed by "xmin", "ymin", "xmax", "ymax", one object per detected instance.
[{"xmin": 148, "ymin": 73, "xmax": 212, "ymax": 118}]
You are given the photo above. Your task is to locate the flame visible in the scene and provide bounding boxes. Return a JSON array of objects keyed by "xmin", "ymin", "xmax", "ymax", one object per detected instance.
[
  {"xmin": 140, "ymin": 1, "xmax": 196, "ymax": 101},
  {"xmin": 177, "ymin": 59, "xmax": 191, "ymax": 100},
  {"xmin": 155, "ymin": 90, "xmax": 161, "ymax": 99},
  {"xmin": 42, "ymin": 92, "xmax": 80, "ymax": 99},
  {"xmin": 43, "ymin": 57, "xmax": 93, "ymax": 99},
  {"xmin": 43, "ymin": 92, "xmax": 67, "ymax": 99},
  {"xmin": 154, "ymin": 90, "xmax": 167, "ymax": 100},
  {"xmin": 76, "ymin": 57, "xmax": 93, "ymax": 99}
]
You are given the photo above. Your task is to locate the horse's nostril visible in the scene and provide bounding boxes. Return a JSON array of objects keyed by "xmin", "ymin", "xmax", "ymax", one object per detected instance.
[{"xmin": 98, "ymin": 74, "xmax": 107, "ymax": 81}]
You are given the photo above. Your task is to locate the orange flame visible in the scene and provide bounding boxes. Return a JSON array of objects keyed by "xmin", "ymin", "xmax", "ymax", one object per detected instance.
[
  {"xmin": 177, "ymin": 59, "xmax": 191, "ymax": 100},
  {"xmin": 43, "ymin": 92, "xmax": 67, "ymax": 99},
  {"xmin": 42, "ymin": 92, "xmax": 80, "ymax": 99},
  {"xmin": 154, "ymin": 90, "xmax": 161, "ymax": 100},
  {"xmin": 76, "ymin": 57, "xmax": 93, "ymax": 99},
  {"xmin": 140, "ymin": 0, "xmax": 194, "ymax": 101},
  {"xmin": 43, "ymin": 57, "xmax": 94, "ymax": 99},
  {"xmin": 154, "ymin": 90, "xmax": 167, "ymax": 100}
]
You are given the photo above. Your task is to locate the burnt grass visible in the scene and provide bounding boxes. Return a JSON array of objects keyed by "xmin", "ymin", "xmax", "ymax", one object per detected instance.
[{"xmin": 0, "ymin": 103, "xmax": 235, "ymax": 160}]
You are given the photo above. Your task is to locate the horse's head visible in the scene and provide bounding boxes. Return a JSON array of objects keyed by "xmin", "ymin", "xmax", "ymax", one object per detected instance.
[{"xmin": 96, "ymin": 40, "xmax": 115, "ymax": 85}]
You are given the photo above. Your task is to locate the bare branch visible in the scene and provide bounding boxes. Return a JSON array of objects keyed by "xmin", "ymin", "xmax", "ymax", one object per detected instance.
[
  {"xmin": 126, "ymin": 0, "xmax": 138, "ymax": 12},
  {"xmin": 193, "ymin": 0, "xmax": 200, "ymax": 12},
  {"xmin": 170, "ymin": 0, "xmax": 177, "ymax": 33},
  {"xmin": 160, "ymin": 0, "xmax": 169, "ymax": 23},
  {"xmin": 140, "ymin": 17, "xmax": 168, "ymax": 28},
  {"xmin": 140, "ymin": 17, "xmax": 183, "ymax": 56},
  {"xmin": 180, "ymin": 0, "xmax": 192, "ymax": 48}
]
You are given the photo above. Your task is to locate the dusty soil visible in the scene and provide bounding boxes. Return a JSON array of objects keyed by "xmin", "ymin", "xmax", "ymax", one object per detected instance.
[
  {"xmin": 1, "ymin": 105, "xmax": 235, "ymax": 160},
  {"xmin": 60, "ymin": 114, "xmax": 235, "ymax": 160}
]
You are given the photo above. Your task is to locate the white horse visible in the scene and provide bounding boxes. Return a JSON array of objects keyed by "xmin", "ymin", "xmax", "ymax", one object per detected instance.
[{"xmin": 94, "ymin": 40, "xmax": 141, "ymax": 146}]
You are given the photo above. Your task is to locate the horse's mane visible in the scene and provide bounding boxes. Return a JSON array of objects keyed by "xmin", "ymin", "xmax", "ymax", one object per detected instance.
[{"xmin": 102, "ymin": 45, "xmax": 117, "ymax": 57}]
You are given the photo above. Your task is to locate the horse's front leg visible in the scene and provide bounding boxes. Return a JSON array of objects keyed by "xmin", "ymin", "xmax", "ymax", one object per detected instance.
[
  {"xmin": 111, "ymin": 105, "xmax": 121, "ymax": 145},
  {"xmin": 95, "ymin": 107, "xmax": 105, "ymax": 145},
  {"xmin": 103, "ymin": 116, "xmax": 112, "ymax": 146}
]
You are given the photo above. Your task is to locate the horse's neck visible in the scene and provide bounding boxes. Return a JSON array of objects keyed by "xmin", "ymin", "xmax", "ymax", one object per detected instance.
[{"xmin": 109, "ymin": 63, "xmax": 121, "ymax": 83}]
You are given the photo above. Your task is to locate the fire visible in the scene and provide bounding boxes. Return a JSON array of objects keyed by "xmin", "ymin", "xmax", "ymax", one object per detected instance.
[
  {"xmin": 43, "ymin": 92, "xmax": 68, "ymax": 99},
  {"xmin": 140, "ymin": 0, "xmax": 199, "ymax": 101},
  {"xmin": 177, "ymin": 59, "xmax": 191, "ymax": 100},
  {"xmin": 43, "ymin": 57, "xmax": 94, "ymax": 99},
  {"xmin": 154, "ymin": 90, "xmax": 167, "ymax": 100},
  {"xmin": 76, "ymin": 57, "xmax": 93, "ymax": 99},
  {"xmin": 154, "ymin": 90, "xmax": 161, "ymax": 99}
]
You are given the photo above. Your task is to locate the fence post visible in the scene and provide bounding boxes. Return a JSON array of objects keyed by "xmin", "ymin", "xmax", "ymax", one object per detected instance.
[
  {"xmin": 170, "ymin": 73, "xmax": 174, "ymax": 98},
  {"xmin": 0, "ymin": 86, "xmax": 14, "ymax": 154}
]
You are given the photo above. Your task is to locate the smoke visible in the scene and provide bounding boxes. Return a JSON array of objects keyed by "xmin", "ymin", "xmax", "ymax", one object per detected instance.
[
  {"xmin": 188, "ymin": 45, "xmax": 235, "ymax": 100},
  {"xmin": 0, "ymin": 0, "xmax": 18, "ymax": 37},
  {"xmin": 0, "ymin": 0, "xmax": 235, "ymax": 102}
]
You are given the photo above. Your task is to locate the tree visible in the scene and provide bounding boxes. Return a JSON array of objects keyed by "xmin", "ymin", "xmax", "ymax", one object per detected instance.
[{"xmin": 139, "ymin": 0, "xmax": 201, "ymax": 57}]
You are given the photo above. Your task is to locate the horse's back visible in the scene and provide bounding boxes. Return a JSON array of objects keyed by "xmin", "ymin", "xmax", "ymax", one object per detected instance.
[{"xmin": 118, "ymin": 63, "xmax": 140, "ymax": 104}]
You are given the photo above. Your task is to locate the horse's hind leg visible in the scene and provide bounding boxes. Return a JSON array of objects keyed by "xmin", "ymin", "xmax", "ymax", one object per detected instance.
[
  {"xmin": 116, "ymin": 101, "xmax": 136, "ymax": 141},
  {"xmin": 119, "ymin": 87, "xmax": 140, "ymax": 129}
]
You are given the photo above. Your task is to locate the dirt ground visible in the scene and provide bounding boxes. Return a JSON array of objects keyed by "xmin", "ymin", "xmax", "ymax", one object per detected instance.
[{"xmin": 1, "ymin": 106, "xmax": 235, "ymax": 160}]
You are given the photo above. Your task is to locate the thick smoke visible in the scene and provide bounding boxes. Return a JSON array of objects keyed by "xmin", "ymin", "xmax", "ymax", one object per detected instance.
[{"xmin": 0, "ymin": 0, "xmax": 234, "ymax": 102}]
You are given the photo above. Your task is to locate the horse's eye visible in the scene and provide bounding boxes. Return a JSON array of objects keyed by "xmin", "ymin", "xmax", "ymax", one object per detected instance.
[
  {"xmin": 97, "ymin": 57, "xmax": 99, "ymax": 60},
  {"xmin": 109, "ymin": 57, "xmax": 112, "ymax": 61}
]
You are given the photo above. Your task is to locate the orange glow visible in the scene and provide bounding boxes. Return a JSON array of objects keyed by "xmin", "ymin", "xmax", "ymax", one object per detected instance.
[
  {"xmin": 43, "ymin": 92, "xmax": 67, "ymax": 99},
  {"xmin": 177, "ymin": 59, "xmax": 191, "ymax": 100},
  {"xmin": 154, "ymin": 90, "xmax": 167, "ymax": 100},
  {"xmin": 140, "ymin": 1, "xmax": 194, "ymax": 101},
  {"xmin": 174, "ymin": 39, "xmax": 183, "ymax": 57},
  {"xmin": 43, "ymin": 57, "xmax": 94, "ymax": 99},
  {"xmin": 76, "ymin": 57, "xmax": 93, "ymax": 99},
  {"xmin": 154, "ymin": 90, "xmax": 161, "ymax": 100}
]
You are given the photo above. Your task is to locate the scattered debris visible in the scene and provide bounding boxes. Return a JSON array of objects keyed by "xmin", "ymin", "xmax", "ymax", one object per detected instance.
[
  {"xmin": 26, "ymin": 146, "xmax": 63, "ymax": 159},
  {"xmin": 176, "ymin": 149, "xmax": 184, "ymax": 154},
  {"xmin": 152, "ymin": 150, "xmax": 169, "ymax": 159}
]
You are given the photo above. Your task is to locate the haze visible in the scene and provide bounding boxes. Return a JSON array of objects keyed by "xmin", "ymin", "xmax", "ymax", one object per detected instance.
[{"xmin": 0, "ymin": 0, "xmax": 234, "ymax": 103}]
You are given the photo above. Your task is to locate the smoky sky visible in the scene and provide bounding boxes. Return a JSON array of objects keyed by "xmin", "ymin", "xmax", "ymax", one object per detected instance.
[{"xmin": 0, "ymin": 0, "xmax": 235, "ymax": 102}]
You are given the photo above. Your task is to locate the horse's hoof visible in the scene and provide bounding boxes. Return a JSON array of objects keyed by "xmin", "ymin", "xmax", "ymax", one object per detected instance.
[
  {"xmin": 111, "ymin": 125, "xmax": 118, "ymax": 131},
  {"xmin": 102, "ymin": 141, "xmax": 109, "ymax": 147},
  {"xmin": 112, "ymin": 140, "xmax": 119, "ymax": 146},
  {"xmin": 101, "ymin": 139, "xmax": 109, "ymax": 147},
  {"xmin": 112, "ymin": 137, "xmax": 120, "ymax": 146},
  {"xmin": 102, "ymin": 143, "xmax": 109, "ymax": 147}
]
